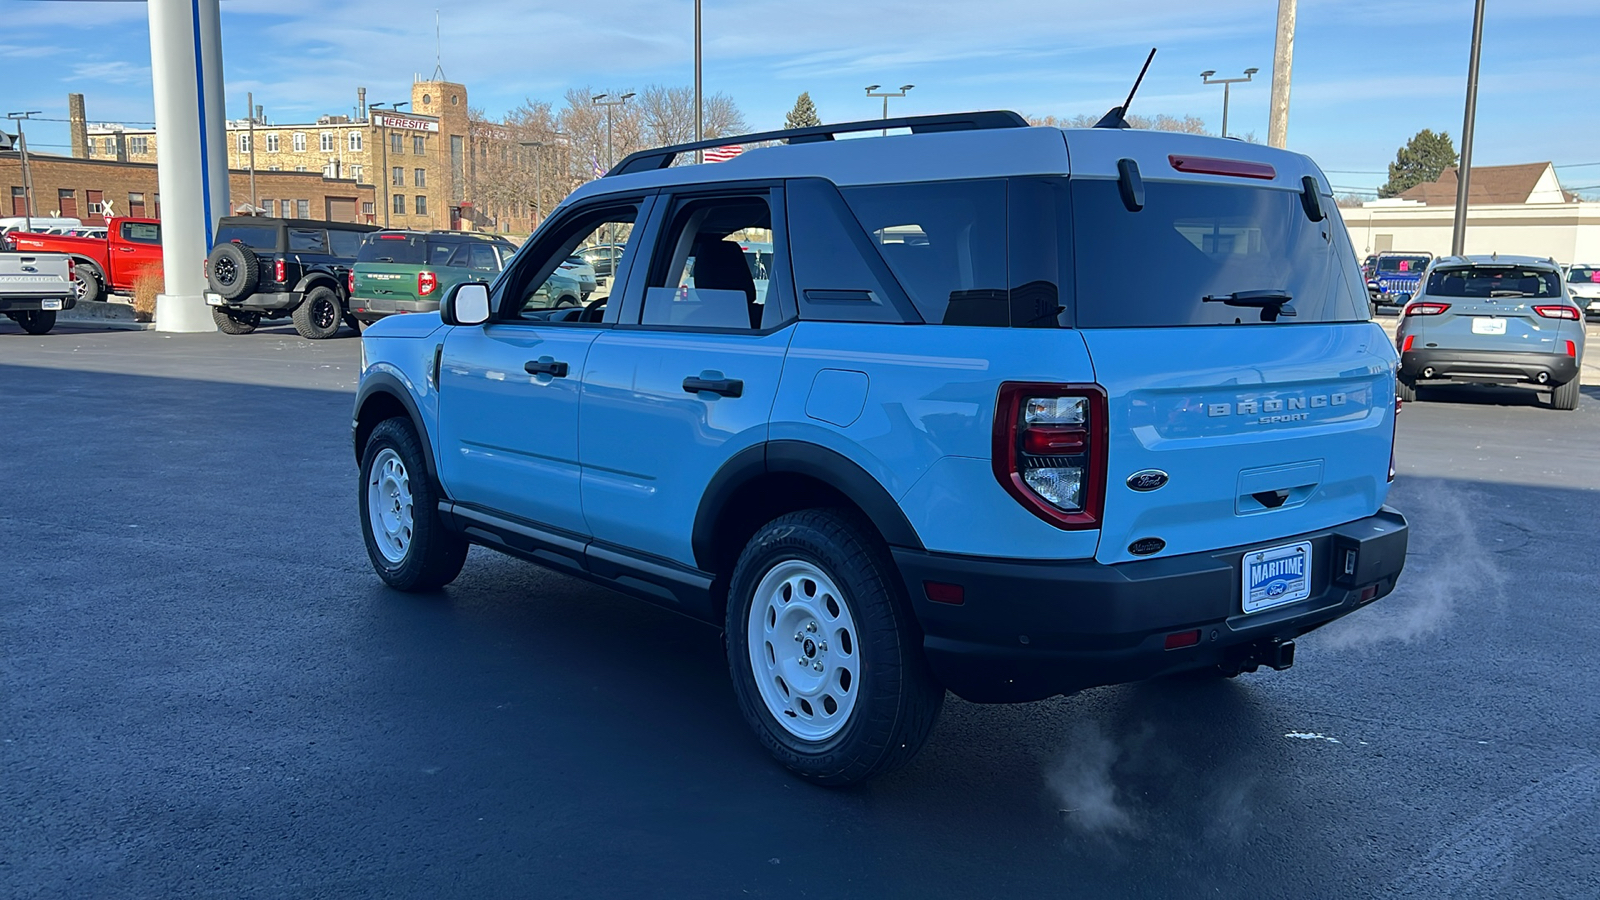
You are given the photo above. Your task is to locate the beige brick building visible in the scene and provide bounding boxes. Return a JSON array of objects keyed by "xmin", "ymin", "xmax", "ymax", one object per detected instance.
[{"xmin": 78, "ymin": 79, "xmax": 487, "ymax": 231}]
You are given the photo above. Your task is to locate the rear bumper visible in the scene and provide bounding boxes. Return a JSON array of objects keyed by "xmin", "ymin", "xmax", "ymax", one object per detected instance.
[
  {"xmin": 0, "ymin": 295, "xmax": 76, "ymax": 311},
  {"xmin": 1400, "ymin": 347, "xmax": 1579, "ymax": 385},
  {"xmin": 209, "ymin": 290, "xmax": 302, "ymax": 312},
  {"xmin": 349, "ymin": 296, "xmax": 438, "ymax": 322},
  {"xmin": 893, "ymin": 508, "xmax": 1408, "ymax": 703}
]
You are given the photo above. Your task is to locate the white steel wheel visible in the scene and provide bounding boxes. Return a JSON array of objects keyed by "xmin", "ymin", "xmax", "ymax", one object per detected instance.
[
  {"xmin": 367, "ymin": 448, "xmax": 414, "ymax": 564},
  {"xmin": 747, "ymin": 558, "xmax": 861, "ymax": 742}
]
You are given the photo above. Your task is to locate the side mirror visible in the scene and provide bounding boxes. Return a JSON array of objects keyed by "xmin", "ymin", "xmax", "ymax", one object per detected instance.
[{"xmin": 442, "ymin": 281, "xmax": 491, "ymax": 326}]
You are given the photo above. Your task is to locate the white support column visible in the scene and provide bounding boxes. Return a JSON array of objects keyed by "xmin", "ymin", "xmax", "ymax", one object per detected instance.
[{"xmin": 148, "ymin": 0, "xmax": 229, "ymax": 332}]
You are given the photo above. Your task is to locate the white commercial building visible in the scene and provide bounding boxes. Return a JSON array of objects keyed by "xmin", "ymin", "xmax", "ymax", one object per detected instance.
[{"xmin": 1338, "ymin": 163, "xmax": 1600, "ymax": 266}]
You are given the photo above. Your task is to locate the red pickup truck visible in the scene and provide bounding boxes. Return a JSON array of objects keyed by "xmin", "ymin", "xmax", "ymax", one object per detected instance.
[{"xmin": 5, "ymin": 218, "xmax": 162, "ymax": 303}]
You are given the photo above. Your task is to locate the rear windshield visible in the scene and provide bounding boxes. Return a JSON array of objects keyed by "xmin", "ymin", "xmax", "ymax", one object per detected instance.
[
  {"xmin": 1426, "ymin": 266, "xmax": 1561, "ymax": 298},
  {"xmin": 357, "ymin": 234, "xmax": 427, "ymax": 264},
  {"xmin": 1070, "ymin": 179, "xmax": 1367, "ymax": 327},
  {"xmin": 1378, "ymin": 256, "xmax": 1429, "ymax": 273},
  {"xmin": 1569, "ymin": 267, "xmax": 1600, "ymax": 284},
  {"xmin": 216, "ymin": 222, "xmax": 277, "ymax": 250}
]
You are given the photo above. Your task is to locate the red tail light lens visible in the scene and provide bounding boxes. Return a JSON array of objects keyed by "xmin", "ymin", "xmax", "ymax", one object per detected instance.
[
  {"xmin": 1404, "ymin": 301, "xmax": 1450, "ymax": 316},
  {"xmin": 274, "ymin": 258, "xmax": 285, "ymax": 283},
  {"xmin": 1389, "ymin": 396, "xmax": 1400, "ymax": 482},
  {"xmin": 347, "ymin": 271, "xmax": 356, "ymax": 294},
  {"xmin": 418, "ymin": 271, "xmax": 438, "ymax": 296},
  {"xmin": 1533, "ymin": 305, "xmax": 1579, "ymax": 320},
  {"xmin": 993, "ymin": 383, "xmax": 1107, "ymax": 529}
]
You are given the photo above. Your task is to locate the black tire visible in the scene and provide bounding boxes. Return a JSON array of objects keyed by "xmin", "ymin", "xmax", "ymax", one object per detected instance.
[
  {"xmin": 207, "ymin": 242, "xmax": 260, "ymax": 301},
  {"xmin": 725, "ymin": 509, "xmax": 944, "ymax": 786},
  {"xmin": 211, "ymin": 307, "xmax": 259, "ymax": 335},
  {"xmin": 292, "ymin": 285, "xmax": 342, "ymax": 340},
  {"xmin": 73, "ymin": 261, "xmax": 105, "ymax": 304},
  {"xmin": 1397, "ymin": 377, "xmax": 1417, "ymax": 403},
  {"xmin": 358, "ymin": 417, "xmax": 468, "ymax": 592},
  {"xmin": 14, "ymin": 309, "xmax": 57, "ymax": 335},
  {"xmin": 1551, "ymin": 377, "xmax": 1581, "ymax": 411}
]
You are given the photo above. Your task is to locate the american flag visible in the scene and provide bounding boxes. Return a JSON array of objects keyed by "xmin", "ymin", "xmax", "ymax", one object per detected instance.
[{"xmin": 703, "ymin": 144, "xmax": 744, "ymax": 163}]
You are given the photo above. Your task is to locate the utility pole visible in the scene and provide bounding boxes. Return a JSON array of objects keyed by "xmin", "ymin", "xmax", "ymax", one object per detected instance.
[
  {"xmin": 1268, "ymin": 0, "xmax": 1297, "ymax": 148},
  {"xmin": 694, "ymin": 0, "xmax": 702, "ymax": 163},
  {"xmin": 1451, "ymin": 0, "xmax": 1487, "ymax": 257},
  {"xmin": 864, "ymin": 85, "xmax": 914, "ymax": 136},
  {"xmin": 247, "ymin": 91, "xmax": 257, "ymax": 211},
  {"xmin": 371, "ymin": 101, "xmax": 408, "ymax": 228},
  {"xmin": 5, "ymin": 111, "xmax": 41, "ymax": 231},
  {"xmin": 1200, "ymin": 69, "xmax": 1258, "ymax": 139}
]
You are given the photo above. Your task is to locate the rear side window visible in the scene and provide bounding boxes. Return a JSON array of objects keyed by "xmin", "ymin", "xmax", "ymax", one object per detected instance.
[
  {"xmin": 216, "ymin": 223, "xmax": 276, "ymax": 250},
  {"xmin": 1069, "ymin": 179, "xmax": 1367, "ymax": 327},
  {"xmin": 840, "ymin": 180, "xmax": 1009, "ymax": 326},
  {"xmin": 428, "ymin": 241, "xmax": 460, "ymax": 265},
  {"xmin": 357, "ymin": 234, "xmax": 426, "ymax": 264},
  {"xmin": 288, "ymin": 228, "xmax": 327, "ymax": 253},
  {"xmin": 327, "ymin": 229, "xmax": 364, "ymax": 259},
  {"xmin": 1426, "ymin": 266, "xmax": 1561, "ymax": 298}
]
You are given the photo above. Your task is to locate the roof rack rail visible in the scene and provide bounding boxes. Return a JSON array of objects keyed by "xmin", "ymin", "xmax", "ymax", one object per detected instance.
[{"xmin": 607, "ymin": 110, "xmax": 1030, "ymax": 177}]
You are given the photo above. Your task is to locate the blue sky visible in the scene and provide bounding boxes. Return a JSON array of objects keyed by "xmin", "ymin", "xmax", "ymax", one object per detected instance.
[{"xmin": 4, "ymin": 0, "xmax": 1599, "ymax": 196}]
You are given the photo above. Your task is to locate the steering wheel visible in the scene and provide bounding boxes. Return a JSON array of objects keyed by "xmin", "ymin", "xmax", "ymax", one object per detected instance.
[
  {"xmin": 580, "ymin": 296, "xmax": 607, "ymax": 323},
  {"xmin": 551, "ymin": 295, "xmax": 581, "ymax": 309}
]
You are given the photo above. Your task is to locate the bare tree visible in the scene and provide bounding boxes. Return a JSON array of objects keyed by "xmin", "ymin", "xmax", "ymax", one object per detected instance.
[{"xmin": 1026, "ymin": 112, "xmax": 1212, "ymax": 134}]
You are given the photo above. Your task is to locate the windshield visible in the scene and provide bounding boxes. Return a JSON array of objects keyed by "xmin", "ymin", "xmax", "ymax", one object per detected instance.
[
  {"xmin": 1070, "ymin": 178, "xmax": 1367, "ymax": 327},
  {"xmin": 216, "ymin": 223, "xmax": 278, "ymax": 251},
  {"xmin": 1568, "ymin": 266, "xmax": 1600, "ymax": 284},
  {"xmin": 1378, "ymin": 256, "xmax": 1429, "ymax": 274},
  {"xmin": 1426, "ymin": 266, "xmax": 1561, "ymax": 298},
  {"xmin": 357, "ymin": 234, "xmax": 427, "ymax": 264}
]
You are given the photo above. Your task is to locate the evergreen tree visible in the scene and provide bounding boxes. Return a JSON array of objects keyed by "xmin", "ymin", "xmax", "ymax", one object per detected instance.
[
  {"xmin": 1379, "ymin": 129, "xmax": 1459, "ymax": 198},
  {"xmin": 784, "ymin": 92, "xmax": 821, "ymax": 130}
]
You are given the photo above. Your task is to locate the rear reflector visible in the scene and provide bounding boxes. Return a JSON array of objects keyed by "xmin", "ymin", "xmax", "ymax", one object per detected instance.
[
  {"xmin": 1566, "ymin": 340, "xmax": 1578, "ymax": 357},
  {"xmin": 1359, "ymin": 585, "xmax": 1379, "ymax": 603},
  {"xmin": 923, "ymin": 581, "xmax": 965, "ymax": 605},
  {"xmin": 1401, "ymin": 334, "xmax": 1415, "ymax": 353},
  {"xmin": 1164, "ymin": 629, "xmax": 1201, "ymax": 650},
  {"xmin": 1167, "ymin": 155, "xmax": 1276, "ymax": 180}
]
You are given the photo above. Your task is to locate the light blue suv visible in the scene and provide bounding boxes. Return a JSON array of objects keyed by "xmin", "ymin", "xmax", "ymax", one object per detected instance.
[{"xmin": 353, "ymin": 111, "xmax": 1409, "ymax": 785}]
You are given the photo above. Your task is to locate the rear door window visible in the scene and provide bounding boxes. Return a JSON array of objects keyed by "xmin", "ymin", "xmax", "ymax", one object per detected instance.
[
  {"xmin": 1068, "ymin": 178, "xmax": 1367, "ymax": 327},
  {"xmin": 120, "ymin": 221, "xmax": 161, "ymax": 244},
  {"xmin": 287, "ymin": 228, "xmax": 328, "ymax": 253}
]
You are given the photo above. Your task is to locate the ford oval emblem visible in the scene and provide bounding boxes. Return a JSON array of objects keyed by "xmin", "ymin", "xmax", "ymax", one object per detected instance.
[
  {"xmin": 1128, "ymin": 537, "xmax": 1166, "ymax": 556},
  {"xmin": 1126, "ymin": 469, "xmax": 1169, "ymax": 492}
]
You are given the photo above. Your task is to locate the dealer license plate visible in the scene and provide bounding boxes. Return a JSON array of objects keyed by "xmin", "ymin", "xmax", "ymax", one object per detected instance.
[
  {"xmin": 41, "ymin": 299, "xmax": 62, "ymax": 310},
  {"xmin": 204, "ymin": 292, "xmax": 224, "ymax": 306},
  {"xmin": 1471, "ymin": 317, "xmax": 1507, "ymax": 335},
  {"xmin": 1242, "ymin": 541, "xmax": 1313, "ymax": 614}
]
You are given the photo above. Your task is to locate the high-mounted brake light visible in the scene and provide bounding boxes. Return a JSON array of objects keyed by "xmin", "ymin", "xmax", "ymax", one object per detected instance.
[
  {"xmin": 1533, "ymin": 305, "xmax": 1579, "ymax": 320},
  {"xmin": 1168, "ymin": 155, "xmax": 1276, "ymax": 180},
  {"xmin": 1404, "ymin": 301, "xmax": 1450, "ymax": 316},
  {"xmin": 274, "ymin": 258, "xmax": 286, "ymax": 283},
  {"xmin": 418, "ymin": 270, "xmax": 438, "ymax": 296},
  {"xmin": 379, "ymin": 233, "xmax": 407, "ymax": 240},
  {"xmin": 993, "ymin": 383, "xmax": 1107, "ymax": 529}
]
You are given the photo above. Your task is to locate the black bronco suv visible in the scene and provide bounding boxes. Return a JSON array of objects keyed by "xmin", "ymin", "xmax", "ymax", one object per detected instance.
[{"xmin": 205, "ymin": 216, "xmax": 377, "ymax": 339}]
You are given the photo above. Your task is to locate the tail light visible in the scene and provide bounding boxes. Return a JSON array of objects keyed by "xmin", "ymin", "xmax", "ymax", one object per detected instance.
[
  {"xmin": 347, "ymin": 271, "xmax": 356, "ymax": 294},
  {"xmin": 1533, "ymin": 305, "xmax": 1579, "ymax": 320},
  {"xmin": 1389, "ymin": 396, "xmax": 1400, "ymax": 483},
  {"xmin": 274, "ymin": 258, "xmax": 286, "ymax": 283},
  {"xmin": 67, "ymin": 258, "xmax": 76, "ymax": 285},
  {"xmin": 418, "ymin": 271, "xmax": 438, "ymax": 296},
  {"xmin": 993, "ymin": 383, "xmax": 1107, "ymax": 529},
  {"xmin": 1403, "ymin": 301, "xmax": 1450, "ymax": 316}
]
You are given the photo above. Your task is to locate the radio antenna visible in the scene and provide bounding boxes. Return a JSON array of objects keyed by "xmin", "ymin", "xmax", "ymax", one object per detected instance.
[{"xmin": 1093, "ymin": 48, "xmax": 1157, "ymax": 129}]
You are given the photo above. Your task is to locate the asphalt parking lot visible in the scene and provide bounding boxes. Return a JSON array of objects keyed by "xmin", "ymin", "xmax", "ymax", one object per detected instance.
[{"xmin": 3, "ymin": 323, "xmax": 1598, "ymax": 899}]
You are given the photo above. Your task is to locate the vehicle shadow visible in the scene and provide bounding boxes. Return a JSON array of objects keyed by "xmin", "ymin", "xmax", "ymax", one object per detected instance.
[{"xmin": 1412, "ymin": 383, "xmax": 1546, "ymax": 408}]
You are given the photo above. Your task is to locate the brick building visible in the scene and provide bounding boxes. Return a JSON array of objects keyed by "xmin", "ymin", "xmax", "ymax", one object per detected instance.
[
  {"xmin": 77, "ymin": 78, "xmax": 485, "ymax": 231},
  {"xmin": 3, "ymin": 151, "xmax": 374, "ymax": 224}
]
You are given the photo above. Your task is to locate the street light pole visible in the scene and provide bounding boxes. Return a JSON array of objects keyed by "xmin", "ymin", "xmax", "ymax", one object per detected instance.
[
  {"xmin": 864, "ymin": 85, "xmax": 914, "ymax": 136},
  {"xmin": 592, "ymin": 93, "xmax": 633, "ymax": 248},
  {"xmin": 1451, "ymin": 0, "xmax": 1487, "ymax": 257},
  {"xmin": 6, "ymin": 111, "xmax": 42, "ymax": 232},
  {"xmin": 520, "ymin": 140, "xmax": 545, "ymax": 231},
  {"xmin": 1200, "ymin": 68, "xmax": 1258, "ymax": 138},
  {"xmin": 694, "ymin": 0, "xmax": 702, "ymax": 163}
]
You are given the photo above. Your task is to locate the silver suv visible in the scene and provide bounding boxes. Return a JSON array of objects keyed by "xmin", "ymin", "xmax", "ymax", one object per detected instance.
[{"xmin": 1396, "ymin": 255, "xmax": 1586, "ymax": 410}]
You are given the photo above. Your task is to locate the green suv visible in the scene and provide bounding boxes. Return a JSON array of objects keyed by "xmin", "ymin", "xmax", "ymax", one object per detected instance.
[{"xmin": 348, "ymin": 231, "xmax": 519, "ymax": 326}]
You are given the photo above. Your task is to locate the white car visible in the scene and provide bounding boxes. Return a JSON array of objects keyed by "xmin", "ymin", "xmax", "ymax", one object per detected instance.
[{"xmin": 1567, "ymin": 264, "xmax": 1600, "ymax": 320}]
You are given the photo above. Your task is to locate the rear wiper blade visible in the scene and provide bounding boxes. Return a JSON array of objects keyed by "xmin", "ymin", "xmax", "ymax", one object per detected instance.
[{"xmin": 1203, "ymin": 290, "xmax": 1297, "ymax": 320}]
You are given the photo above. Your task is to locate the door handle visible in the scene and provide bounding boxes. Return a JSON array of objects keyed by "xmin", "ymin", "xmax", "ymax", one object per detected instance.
[
  {"xmin": 682, "ymin": 375, "xmax": 743, "ymax": 398},
  {"xmin": 524, "ymin": 359, "xmax": 569, "ymax": 378},
  {"xmin": 117, "ymin": 247, "xmax": 135, "ymax": 252}
]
